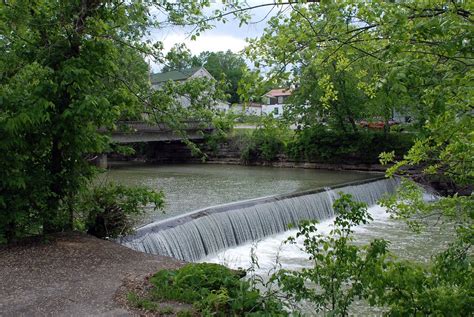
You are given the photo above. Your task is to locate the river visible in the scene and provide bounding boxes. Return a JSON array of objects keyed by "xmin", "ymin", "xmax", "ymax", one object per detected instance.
[
  {"xmin": 111, "ymin": 163, "xmax": 454, "ymax": 314},
  {"xmin": 201, "ymin": 201, "xmax": 454, "ymax": 314},
  {"xmin": 105, "ymin": 162, "xmax": 378, "ymax": 225}
]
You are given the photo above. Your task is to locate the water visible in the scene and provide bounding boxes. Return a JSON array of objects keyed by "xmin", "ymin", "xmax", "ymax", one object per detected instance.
[
  {"xmin": 111, "ymin": 163, "xmax": 454, "ymax": 314},
  {"xmin": 105, "ymin": 163, "xmax": 378, "ymax": 224},
  {"xmin": 203, "ymin": 203, "xmax": 453, "ymax": 274},
  {"xmin": 202, "ymin": 199, "xmax": 455, "ymax": 315},
  {"xmin": 121, "ymin": 178, "xmax": 398, "ymax": 262}
]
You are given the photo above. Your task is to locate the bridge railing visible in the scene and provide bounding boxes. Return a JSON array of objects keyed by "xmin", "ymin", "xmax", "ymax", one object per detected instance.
[{"xmin": 107, "ymin": 120, "xmax": 213, "ymax": 133}]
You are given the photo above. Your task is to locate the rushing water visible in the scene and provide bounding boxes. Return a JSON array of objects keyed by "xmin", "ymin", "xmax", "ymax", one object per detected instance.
[
  {"xmin": 105, "ymin": 163, "xmax": 378, "ymax": 224},
  {"xmin": 201, "ymin": 199, "xmax": 455, "ymax": 315},
  {"xmin": 202, "ymin": 202, "xmax": 453, "ymax": 272},
  {"xmin": 121, "ymin": 178, "xmax": 398, "ymax": 262},
  {"xmin": 112, "ymin": 163, "xmax": 454, "ymax": 315}
]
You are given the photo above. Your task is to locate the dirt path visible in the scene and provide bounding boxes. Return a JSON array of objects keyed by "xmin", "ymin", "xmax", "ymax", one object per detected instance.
[{"xmin": 0, "ymin": 232, "xmax": 184, "ymax": 316}]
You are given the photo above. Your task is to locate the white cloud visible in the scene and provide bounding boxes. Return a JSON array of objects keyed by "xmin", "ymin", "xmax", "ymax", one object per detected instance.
[
  {"xmin": 145, "ymin": 0, "xmax": 286, "ymax": 71},
  {"xmin": 162, "ymin": 33, "xmax": 247, "ymax": 55},
  {"xmin": 147, "ymin": 30, "xmax": 249, "ymax": 71}
]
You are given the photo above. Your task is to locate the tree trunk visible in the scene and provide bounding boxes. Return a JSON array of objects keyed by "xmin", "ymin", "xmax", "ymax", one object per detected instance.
[
  {"xmin": 331, "ymin": 101, "xmax": 347, "ymax": 132},
  {"xmin": 67, "ymin": 193, "xmax": 75, "ymax": 231},
  {"xmin": 348, "ymin": 116, "xmax": 358, "ymax": 133},
  {"xmin": 4, "ymin": 220, "xmax": 16, "ymax": 244},
  {"xmin": 44, "ymin": 136, "xmax": 64, "ymax": 234},
  {"xmin": 383, "ymin": 118, "xmax": 390, "ymax": 135}
]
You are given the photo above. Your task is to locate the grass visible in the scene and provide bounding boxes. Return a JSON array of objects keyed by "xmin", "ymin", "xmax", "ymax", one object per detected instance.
[
  {"xmin": 127, "ymin": 292, "xmax": 176, "ymax": 315},
  {"xmin": 126, "ymin": 263, "xmax": 285, "ymax": 316}
]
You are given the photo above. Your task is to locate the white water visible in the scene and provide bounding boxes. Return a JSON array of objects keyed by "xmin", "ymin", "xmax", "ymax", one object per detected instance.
[
  {"xmin": 200, "ymin": 199, "xmax": 455, "ymax": 315},
  {"xmin": 202, "ymin": 200, "xmax": 452, "ymax": 278},
  {"xmin": 201, "ymin": 204, "xmax": 390, "ymax": 275},
  {"xmin": 121, "ymin": 178, "xmax": 399, "ymax": 262}
]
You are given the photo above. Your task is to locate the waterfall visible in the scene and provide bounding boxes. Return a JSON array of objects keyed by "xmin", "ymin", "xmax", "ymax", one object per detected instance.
[{"xmin": 120, "ymin": 177, "xmax": 399, "ymax": 262}]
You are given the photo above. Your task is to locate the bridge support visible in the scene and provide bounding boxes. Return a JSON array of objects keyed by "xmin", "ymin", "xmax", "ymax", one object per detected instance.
[{"xmin": 96, "ymin": 154, "xmax": 108, "ymax": 169}]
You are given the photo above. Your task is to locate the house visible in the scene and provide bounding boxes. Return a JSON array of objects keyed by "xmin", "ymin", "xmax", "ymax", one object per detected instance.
[
  {"xmin": 230, "ymin": 102, "xmax": 263, "ymax": 116},
  {"xmin": 150, "ymin": 67, "xmax": 230, "ymax": 112},
  {"xmin": 150, "ymin": 67, "xmax": 214, "ymax": 88},
  {"xmin": 262, "ymin": 88, "xmax": 292, "ymax": 117}
]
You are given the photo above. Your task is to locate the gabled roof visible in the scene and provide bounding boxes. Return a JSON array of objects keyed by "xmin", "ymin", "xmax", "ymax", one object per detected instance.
[
  {"xmin": 150, "ymin": 67, "xmax": 203, "ymax": 84},
  {"xmin": 264, "ymin": 88, "xmax": 292, "ymax": 98}
]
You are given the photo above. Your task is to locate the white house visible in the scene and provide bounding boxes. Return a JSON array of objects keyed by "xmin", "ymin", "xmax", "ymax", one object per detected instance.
[
  {"xmin": 230, "ymin": 102, "xmax": 263, "ymax": 116},
  {"xmin": 150, "ymin": 67, "xmax": 230, "ymax": 112},
  {"xmin": 151, "ymin": 67, "xmax": 214, "ymax": 89},
  {"xmin": 262, "ymin": 88, "xmax": 292, "ymax": 117}
]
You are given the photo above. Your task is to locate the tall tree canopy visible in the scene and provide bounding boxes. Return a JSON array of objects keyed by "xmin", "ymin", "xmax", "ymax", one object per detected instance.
[
  {"xmin": 244, "ymin": 0, "xmax": 473, "ymax": 186},
  {"xmin": 200, "ymin": 50, "xmax": 248, "ymax": 104},
  {"xmin": 161, "ymin": 43, "xmax": 202, "ymax": 72},
  {"xmin": 0, "ymin": 0, "xmax": 243, "ymax": 242},
  {"xmin": 241, "ymin": 2, "xmax": 473, "ymax": 314}
]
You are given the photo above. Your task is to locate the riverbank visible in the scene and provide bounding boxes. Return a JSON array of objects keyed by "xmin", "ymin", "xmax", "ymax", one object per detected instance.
[
  {"xmin": 203, "ymin": 158, "xmax": 388, "ymax": 172},
  {"xmin": 0, "ymin": 232, "xmax": 184, "ymax": 316},
  {"xmin": 109, "ymin": 139, "xmax": 390, "ymax": 173}
]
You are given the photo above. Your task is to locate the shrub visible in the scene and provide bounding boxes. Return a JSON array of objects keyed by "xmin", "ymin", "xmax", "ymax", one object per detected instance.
[
  {"xmin": 132, "ymin": 263, "xmax": 286, "ymax": 316},
  {"xmin": 273, "ymin": 194, "xmax": 389, "ymax": 315},
  {"xmin": 240, "ymin": 117, "xmax": 291, "ymax": 163},
  {"xmin": 76, "ymin": 183, "xmax": 164, "ymax": 239},
  {"xmin": 204, "ymin": 113, "xmax": 236, "ymax": 153},
  {"xmin": 204, "ymin": 122, "xmax": 412, "ymax": 166},
  {"xmin": 287, "ymin": 125, "xmax": 414, "ymax": 164}
]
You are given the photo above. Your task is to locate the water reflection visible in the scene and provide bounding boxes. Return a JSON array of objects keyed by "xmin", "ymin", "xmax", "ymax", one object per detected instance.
[{"xmin": 104, "ymin": 162, "xmax": 377, "ymax": 224}]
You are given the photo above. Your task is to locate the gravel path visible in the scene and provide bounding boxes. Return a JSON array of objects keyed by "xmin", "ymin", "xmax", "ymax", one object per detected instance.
[{"xmin": 0, "ymin": 232, "xmax": 184, "ymax": 316}]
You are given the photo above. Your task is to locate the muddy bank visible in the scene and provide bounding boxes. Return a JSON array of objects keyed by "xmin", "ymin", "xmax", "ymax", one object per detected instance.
[{"xmin": 0, "ymin": 232, "xmax": 184, "ymax": 316}]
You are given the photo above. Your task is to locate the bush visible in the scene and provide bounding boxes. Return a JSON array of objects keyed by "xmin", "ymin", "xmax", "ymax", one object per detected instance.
[
  {"xmin": 272, "ymin": 194, "xmax": 391, "ymax": 315},
  {"xmin": 76, "ymin": 183, "xmax": 164, "ymax": 239},
  {"xmin": 131, "ymin": 263, "xmax": 286, "ymax": 316},
  {"xmin": 240, "ymin": 117, "xmax": 291, "ymax": 163},
  {"xmin": 204, "ymin": 113, "xmax": 236, "ymax": 153},
  {"xmin": 287, "ymin": 125, "xmax": 414, "ymax": 164}
]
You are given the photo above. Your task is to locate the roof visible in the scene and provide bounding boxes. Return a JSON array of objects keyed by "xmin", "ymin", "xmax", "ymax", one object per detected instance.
[
  {"xmin": 150, "ymin": 67, "xmax": 203, "ymax": 84},
  {"xmin": 264, "ymin": 88, "xmax": 292, "ymax": 98}
]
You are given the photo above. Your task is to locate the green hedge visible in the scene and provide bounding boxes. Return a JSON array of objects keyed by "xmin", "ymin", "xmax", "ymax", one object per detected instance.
[
  {"xmin": 238, "ymin": 117, "xmax": 291, "ymax": 163},
  {"xmin": 287, "ymin": 126, "xmax": 414, "ymax": 164}
]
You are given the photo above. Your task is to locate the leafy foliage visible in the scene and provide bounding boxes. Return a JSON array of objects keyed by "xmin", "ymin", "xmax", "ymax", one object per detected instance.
[
  {"xmin": 268, "ymin": 192, "xmax": 473, "ymax": 316},
  {"xmin": 240, "ymin": 116, "xmax": 291, "ymax": 163},
  {"xmin": 243, "ymin": 0, "xmax": 473, "ymax": 155},
  {"xmin": 376, "ymin": 178, "xmax": 474, "ymax": 315},
  {"xmin": 287, "ymin": 125, "xmax": 414, "ymax": 164},
  {"xmin": 203, "ymin": 112, "xmax": 237, "ymax": 154},
  {"xmin": 207, "ymin": 121, "xmax": 412, "ymax": 165},
  {"xmin": 200, "ymin": 50, "xmax": 248, "ymax": 104},
  {"xmin": 241, "ymin": 4, "xmax": 473, "ymax": 314},
  {"xmin": 162, "ymin": 48, "xmax": 248, "ymax": 104},
  {"xmin": 132, "ymin": 263, "xmax": 286, "ymax": 316},
  {"xmin": 76, "ymin": 183, "xmax": 164, "ymax": 239},
  {"xmin": 161, "ymin": 43, "xmax": 202, "ymax": 72},
  {"xmin": 273, "ymin": 194, "xmax": 389, "ymax": 315},
  {"xmin": 0, "ymin": 0, "xmax": 237, "ymax": 242}
]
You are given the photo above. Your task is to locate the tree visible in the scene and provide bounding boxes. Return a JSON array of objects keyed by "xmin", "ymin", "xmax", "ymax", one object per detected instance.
[
  {"xmin": 161, "ymin": 43, "xmax": 202, "ymax": 72},
  {"xmin": 244, "ymin": 2, "xmax": 375, "ymax": 131},
  {"xmin": 0, "ymin": 0, "xmax": 241, "ymax": 242},
  {"xmin": 199, "ymin": 50, "xmax": 248, "ymax": 104},
  {"xmin": 244, "ymin": 1, "xmax": 472, "ymax": 136},
  {"xmin": 162, "ymin": 49, "xmax": 248, "ymax": 104},
  {"xmin": 242, "ymin": 0, "xmax": 472, "ymax": 315}
]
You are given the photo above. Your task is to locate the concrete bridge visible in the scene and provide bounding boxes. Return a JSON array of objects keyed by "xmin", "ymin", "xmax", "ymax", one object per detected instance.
[
  {"xmin": 109, "ymin": 121, "xmax": 212, "ymax": 144},
  {"xmin": 96, "ymin": 121, "xmax": 213, "ymax": 168}
]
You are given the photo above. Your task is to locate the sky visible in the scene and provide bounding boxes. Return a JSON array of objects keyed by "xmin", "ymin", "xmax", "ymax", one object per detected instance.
[{"xmin": 147, "ymin": 1, "xmax": 290, "ymax": 71}]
